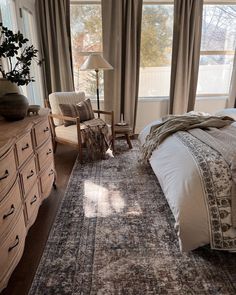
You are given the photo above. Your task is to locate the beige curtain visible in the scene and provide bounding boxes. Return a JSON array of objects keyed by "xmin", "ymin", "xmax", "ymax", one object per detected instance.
[
  {"xmin": 102, "ymin": 0, "xmax": 143, "ymax": 130},
  {"xmin": 227, "ymin": 49, "xmax": 236, "ymax": 108},
  {"xmin": 36, "ymin": 0, "xmax": 74, "ymax": 101},
  {"xmin": 169, "ymin": 0, "xmax": 203, "ymax": 115}
]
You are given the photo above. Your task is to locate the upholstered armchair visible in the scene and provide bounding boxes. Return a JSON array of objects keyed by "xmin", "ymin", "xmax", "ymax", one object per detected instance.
[{"xmin": 48, "ymin": 92, "xmax": 114, "ymax": 162}]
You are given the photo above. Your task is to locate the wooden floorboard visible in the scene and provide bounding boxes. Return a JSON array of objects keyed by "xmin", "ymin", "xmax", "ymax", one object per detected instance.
[{"xmin": 2, "ymin": 144, "xmax": 78, "ymax": 295}]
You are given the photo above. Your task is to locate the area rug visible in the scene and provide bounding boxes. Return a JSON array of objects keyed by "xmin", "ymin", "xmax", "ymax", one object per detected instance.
[{"xmin": 29, "ymin": 141, "xmax": 236, "ymax": 295}]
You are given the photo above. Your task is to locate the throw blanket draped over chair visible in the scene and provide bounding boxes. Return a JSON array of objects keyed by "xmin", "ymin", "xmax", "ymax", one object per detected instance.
[{"xmin": 80, "ymin": 118, "xmax": 109, "ymax": 160}]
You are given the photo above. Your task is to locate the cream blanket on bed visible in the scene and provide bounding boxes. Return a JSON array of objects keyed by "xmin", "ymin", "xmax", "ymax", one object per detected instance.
[
  {"xmin": 141, "ymin": 114, "xmax": 236, "ymax": 229},
  {"xmin": 141, "ymin": 115, "xmax": 234, "ymax": 162}
]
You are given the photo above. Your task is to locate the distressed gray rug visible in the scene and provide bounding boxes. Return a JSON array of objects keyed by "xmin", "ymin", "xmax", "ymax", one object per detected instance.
[{"xmin": 29, "ymin": 141, "xmax": 236, "ymax": 295}]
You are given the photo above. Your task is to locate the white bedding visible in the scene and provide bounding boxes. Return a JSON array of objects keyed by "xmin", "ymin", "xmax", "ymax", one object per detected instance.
[{"xmin": 139, "ymin": 120, "xmax": 236, "ymax": 252}]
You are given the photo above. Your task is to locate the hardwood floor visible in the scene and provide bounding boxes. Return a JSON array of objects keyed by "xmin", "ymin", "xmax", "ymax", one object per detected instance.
[{"xmin": 2, "ymin": 144, "xmax": 78, "ymax": 295}]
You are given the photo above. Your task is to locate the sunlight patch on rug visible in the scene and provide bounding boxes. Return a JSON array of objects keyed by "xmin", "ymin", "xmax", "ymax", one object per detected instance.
[{"xmin": 84, "ymin": 180, "xmax": 126, "ymax": 217}]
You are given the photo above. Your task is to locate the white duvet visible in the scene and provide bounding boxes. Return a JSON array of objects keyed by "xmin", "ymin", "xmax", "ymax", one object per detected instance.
[{"xmin": 139, "ymin": 120, "xmax": 236, "ymax": 252}]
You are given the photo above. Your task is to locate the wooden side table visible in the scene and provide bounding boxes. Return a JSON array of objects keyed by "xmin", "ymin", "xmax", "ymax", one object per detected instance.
[{"xmin": 114, "ymin": 124, "xmax": 133, "ymax": 151}]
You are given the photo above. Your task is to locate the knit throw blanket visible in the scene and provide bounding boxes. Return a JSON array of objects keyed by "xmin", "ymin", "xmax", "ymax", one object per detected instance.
[
  {"xmin": 140, "ymin": 115, "xmax": 234, "ymax": 163},
  {"xmin": 80, "ymin": 118, "xmax": 109, "ymax": 160}
]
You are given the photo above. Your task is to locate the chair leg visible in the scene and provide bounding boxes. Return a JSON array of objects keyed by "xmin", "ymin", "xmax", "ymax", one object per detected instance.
[
  {"xmin": 125, "ymin": 133, "xmax": 132, "ymax": 149},
  {"xmin": 78, "ymin": 145, "xmax": 83, "ymax": 163},
  {"xmin": 112, "ymin": 136, "xmax": 115, "ymax": 152}
]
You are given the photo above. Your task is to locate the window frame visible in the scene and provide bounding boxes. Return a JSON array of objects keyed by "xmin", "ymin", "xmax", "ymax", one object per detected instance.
[
  {"xmin": 197, "ymin": 3, "xmax": 236, "ymax": 97},
  {"xmin": 70, "ymin": 0, "xmax": 103, "ymax": 97},
  {"xmin": 0, "ymin": 0, "xmax": 44, "ymax": 105},
  {"xmin": 71, "ymin": 0, "xmax": 236, "ymax": 100}
]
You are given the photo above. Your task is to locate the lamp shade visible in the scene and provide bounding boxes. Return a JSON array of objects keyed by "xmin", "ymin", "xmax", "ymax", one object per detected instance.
[{"xmin": 80, "ymin": 53, "xmax": 113, "ymax": 71}]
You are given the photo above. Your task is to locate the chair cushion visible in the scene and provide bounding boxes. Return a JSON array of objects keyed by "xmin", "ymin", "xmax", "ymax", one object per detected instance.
[
  {"xmin": 55, "ymin": 120, "xmax": 112, "ymax": 145},
  {"xmin": 55, "ymin": 124, "xmax": 81, "ymax": 144},
  {"xmin": 59, "ymin": 99, "xmax": 94, "ymax": 127},
  {"xmin": 49, "ymin": 92, "xmax": 86, "ymax": 126}
]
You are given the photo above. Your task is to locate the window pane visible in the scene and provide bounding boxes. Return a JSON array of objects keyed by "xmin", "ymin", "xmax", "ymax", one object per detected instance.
[
  {"xmin": 198, "ymin": 54, "xmax": 234, "ymax": 95},
  {"xmin": 20, "ymin": 7, "xmax": 43, "ymax": 105},
  {"xmin": 139, "ymin": 5, "xmax": 173, "ymax": 98},
  {"xmin": 0, "ymin": 0, "xmax": 16, "ymax": 31},
  {"xmin": 201, "ymin": 5, "xmax": 236, "ymax": 52},
  {"xmin": 70, "ymin": 4, "xmax": 102, "ymax": 94},
  {"xmin": 197, "ymin": 5, "xmax": 236, "ymax": 96}
]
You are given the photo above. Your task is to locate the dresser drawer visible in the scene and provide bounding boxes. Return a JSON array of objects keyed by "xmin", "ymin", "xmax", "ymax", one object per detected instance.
[
  {"xmin": 37, "ymin": 138, "xmax": 53, "ymax": 171},
  {"xmin": 0, "ymin": 211, "xmax": 26, "ymax": 282},
  {"xmin": 40, "ymin": 163, "xmax": 55, "ymax": 200},
  {"xmin": 25, "ymin": 182, "xmax": 41, "ymax": 228},
  {"xmin": 20, "ymin": 157, "xmax": 37, "ymax": 196},
  {"xmin": 16, "ymin": 132, "xmax": 33, "ymax": 167},
  {"xmin": 0, "ymin": 148, "xmax": 17, "ymax": 197},
  {"xmin": 34, "ymin": 119, "xmax": 50, "ymax": 147},
  {"xmin": 0, "ymin": 179, "xmax": 22, "ymax": 240}
]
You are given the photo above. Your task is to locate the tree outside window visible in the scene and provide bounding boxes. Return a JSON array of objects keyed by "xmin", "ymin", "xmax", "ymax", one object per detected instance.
[
  {"xmin": 70, "ymin": 4, "xmax": 103, "ymax": 96},
  {"xmin": 197, "ymin": 5, "xmax": 236, "ymax": 96},
  {"xmin": 70, "ymin": 2, "xmax": 236, "ymax": 100}
]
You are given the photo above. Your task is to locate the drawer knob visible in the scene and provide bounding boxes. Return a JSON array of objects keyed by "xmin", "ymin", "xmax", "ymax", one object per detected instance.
[
  {"xmin": 46, "ymin": 149, "xmax": 52, "ymax": 155},
  {"xmin": 22, "ymin": 143, "xmax": 29, "ymax": 151},
  {"xmin": 0, "ymin": 169, "xmax": 9, "ymax": 181},
  {"xmin": 27, "ymin": 170, "xmax": 34, "ymax": 179},
  {"xmin": 3, "ymin": 204, "xmax": 15, "ymax": 219},
  {"xmin": 30, "ymin": 195, "xmax": 37, "ymax": 205},
  {"xmin": 8, "ymin": 235, "xmax": 19, "ymax": 252},
  {"xmin": 43, "ymin": 127, "xmax": 49, "ymax": 133},
  {"xmin": 48, "ymin": 169, "xmax": 54, "ymax": 176}
]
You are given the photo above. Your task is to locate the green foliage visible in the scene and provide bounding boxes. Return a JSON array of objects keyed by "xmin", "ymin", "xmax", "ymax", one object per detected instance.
[
  {"xmin": 0, "ymin": 23, "xmax": 42, "ymax": 86},
  {"xmin": 140, "ymin": 5, "xmax": 173, "ymax": 67},
  {"xmin": 70, "ymin": 4, "xmax": 103, "ymax": 94}
]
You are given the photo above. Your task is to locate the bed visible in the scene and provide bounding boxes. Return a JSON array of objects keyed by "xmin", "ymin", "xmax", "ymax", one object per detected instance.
[{"xmin": 138, "ymin": 111, "xmax": 236, "ymax": 252}]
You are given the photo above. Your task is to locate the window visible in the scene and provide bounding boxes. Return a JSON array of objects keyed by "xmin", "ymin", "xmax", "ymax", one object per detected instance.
[
  {"xmin": 0, "ymin": 0, "xmax": 17, "ymax": 30},
  {"xmin": 138, "ymin": 3, "xmax": 174, "ymax": 98},
  {"xmin": 70, "ymin": 1, "xmax": 103, "ymax": 96},
  {"xmin": 197, "ymin": 4, "xmax": 236, "ymax": 96},
  {"xmin": 0, "ymin": 0, "xmax": 44, "ymax": 106}
]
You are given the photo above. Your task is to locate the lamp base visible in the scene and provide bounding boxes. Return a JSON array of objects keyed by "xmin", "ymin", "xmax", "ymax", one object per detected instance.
[{"xmin": 116, "ymin": 121, "xmax": 127, "ymax": 126}]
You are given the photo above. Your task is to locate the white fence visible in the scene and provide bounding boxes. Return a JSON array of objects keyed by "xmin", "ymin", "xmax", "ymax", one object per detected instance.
[{"xmin": 138, "ymin": 64, "xmax": 233, "ymax": 97}]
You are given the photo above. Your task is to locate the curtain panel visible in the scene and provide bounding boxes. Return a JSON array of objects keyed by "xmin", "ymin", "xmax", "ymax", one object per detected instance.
[
  {"xmin": 228, "ymin": 49, "xmax": 236, "ymax": 108},
  {"xmin": 169, "ymin": 0, "xmax": 203, "ymax": 115},
  {"xmin": 36, "ymin": 0, "xmax": 74, "ymax": 103},
  {"xmin": 102, "ymin": 0, "xmax": 143, "ymax": 131}
]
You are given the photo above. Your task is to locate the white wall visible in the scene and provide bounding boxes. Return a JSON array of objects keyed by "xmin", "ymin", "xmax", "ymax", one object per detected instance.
[{"xmin": 136, "ymin": 98, "xmax": 169, "ymax": 133}]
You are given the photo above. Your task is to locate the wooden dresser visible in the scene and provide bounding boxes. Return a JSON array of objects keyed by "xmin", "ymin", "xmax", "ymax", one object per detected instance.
[{"xmin": 0, "ymin": 109, "xmax": 55, "ymax": 292}]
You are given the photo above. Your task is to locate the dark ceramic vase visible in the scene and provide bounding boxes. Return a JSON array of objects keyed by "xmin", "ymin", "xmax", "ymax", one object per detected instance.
[{"xmin": 0, "ymin": 93, "xmax": 29, "ymax": 121}]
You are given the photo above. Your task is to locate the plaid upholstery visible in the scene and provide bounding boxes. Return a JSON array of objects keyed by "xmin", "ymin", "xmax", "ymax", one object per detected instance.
[
  {"xmin": 59, "ymin": 99, "xmax": 94, "ymax": 127},
  {"xmin": 76, "ymin": 99, "xmax": 94, "ymax": 122}
]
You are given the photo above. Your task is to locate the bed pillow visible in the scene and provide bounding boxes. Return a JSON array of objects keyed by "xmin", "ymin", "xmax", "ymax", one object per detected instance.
[
  {"xmin": 76, "ymin": 98, "xmax": 94, "ymax": 122},
  {"xmin": 215, "ymin": 108, "xmax": 236, "ymax": 120},
  {"xmin": 59, "ymin": 99, "xmax": 94, "ymax": 127}
]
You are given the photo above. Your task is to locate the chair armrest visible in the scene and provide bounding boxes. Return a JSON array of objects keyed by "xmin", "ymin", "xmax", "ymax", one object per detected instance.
[
  {"xmin": 93, "ymin": 110, "xmax": 113, "ymax": 116},
  {"xmin": 49, "ymin": 113, "xmax": 80, "ymax": 123}
]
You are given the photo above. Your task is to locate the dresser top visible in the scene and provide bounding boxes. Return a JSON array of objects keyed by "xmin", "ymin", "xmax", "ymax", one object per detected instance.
[{"xmin": 0, "ymin": 108, "xmax": 50, "ymax": 156}]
